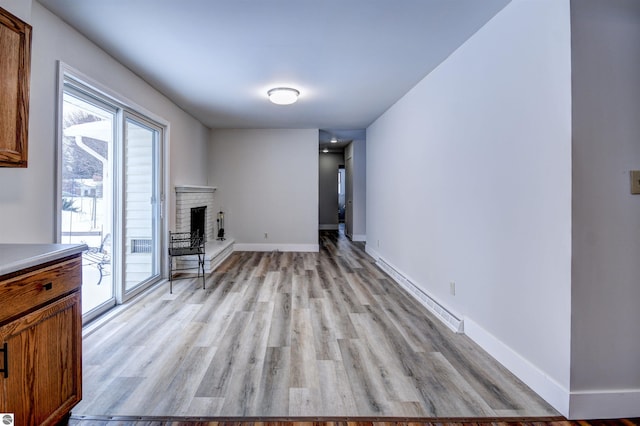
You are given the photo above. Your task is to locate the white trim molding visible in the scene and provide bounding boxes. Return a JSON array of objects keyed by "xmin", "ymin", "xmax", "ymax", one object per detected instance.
[
  {"xmin": 365, "ymin": 245, "xmax": 381, "ymax": 262},
  {"xmin": 351, "ymin": 233, "xmax": 366, "ymax": 242},
  {"xmin": 568, "ymin": 389, "xmax": 640, "ymax": 420},
  {"xmin": 366, "ymin": 246, "xmax": 463, "ymax": 334},
  {"xmin": 234, "ymin": 243, "xmax": 319, "ymax": 252},
  {"xmin": 463, "ymin": 317, "xmax": 570, "ymax": 417}
]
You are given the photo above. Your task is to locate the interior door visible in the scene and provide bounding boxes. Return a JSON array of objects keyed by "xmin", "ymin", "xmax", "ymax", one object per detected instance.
[{"xmin": 345, "ymin": 153, "xmax": 354, "ymax": 239}]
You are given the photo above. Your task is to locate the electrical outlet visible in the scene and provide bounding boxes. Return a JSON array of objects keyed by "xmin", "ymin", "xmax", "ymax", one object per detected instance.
[
  {"xmin": 377, "ymin": 239, "xmax": 380, "ymax": 248},
  {"xmin": 264, "ymin": 232, "xmax": 268, "ymax": 239},
  {"xmin": 450, "ymin": 282, "xmax": 456, "ymax": 296}
]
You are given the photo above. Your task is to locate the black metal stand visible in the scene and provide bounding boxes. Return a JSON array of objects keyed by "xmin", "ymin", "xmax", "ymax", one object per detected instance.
[{"xmin": 168, "ymin": 231, "xmax": 205, "ymax": 293}]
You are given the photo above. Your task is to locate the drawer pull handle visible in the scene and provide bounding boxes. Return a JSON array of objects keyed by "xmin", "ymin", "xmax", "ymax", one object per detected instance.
[
  {"xmin": 0, "ymin": 342, "xmax": 7, "ymax": 378},
  {"xmin": 43, "ymin": 282, "xmax": 53, "ymax": 291}
]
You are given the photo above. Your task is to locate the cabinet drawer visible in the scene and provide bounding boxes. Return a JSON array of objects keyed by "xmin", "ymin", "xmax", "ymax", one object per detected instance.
[{"xmin": 0, "ymin": 256, "xmax": 82, "ymax": 324}]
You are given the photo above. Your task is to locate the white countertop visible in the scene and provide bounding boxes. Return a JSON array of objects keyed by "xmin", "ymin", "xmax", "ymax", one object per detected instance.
[{"xmin": 0, "ymin": 243, "xmax": 88, "ymax": 277}]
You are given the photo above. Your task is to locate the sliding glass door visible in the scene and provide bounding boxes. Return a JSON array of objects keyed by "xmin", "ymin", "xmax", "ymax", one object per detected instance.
[
  {"xmin": 58, "ymin": 69, "xmax": 165, "ymax": 321},
  {"xmin": 123, "ymin": 115, "xmax": 162, "ymax": 292},
  {"xmin": 61, "ymin": 89, "xmax": 116, "ymax": 315}
]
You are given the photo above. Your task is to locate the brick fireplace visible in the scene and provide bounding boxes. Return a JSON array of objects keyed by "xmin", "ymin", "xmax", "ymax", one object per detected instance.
[
  {"xmin": 175, "ymin": 185, "xmax": 216, "ymax": 241},
  {"xmin": 174, "ymin": 185, "xmax": 233, "ymax": 274}
]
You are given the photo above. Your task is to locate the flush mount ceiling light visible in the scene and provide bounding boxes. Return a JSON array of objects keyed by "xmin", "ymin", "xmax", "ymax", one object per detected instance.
[
  {"xmin": 330, "ymin": 137, "xmax": 338, "ymax": 144},
  {"xmin": 267, "ymin": 87, "xmax": 300, "ymax": 105},
  {"xmin": 322, "ymin": 148, "xmax": 329, "ymax": 153}
]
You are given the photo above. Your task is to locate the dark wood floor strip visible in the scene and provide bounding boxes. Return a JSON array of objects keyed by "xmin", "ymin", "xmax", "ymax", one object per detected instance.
[{"xmin": 69, "ymin": 415, "xmax": 639, "ymax": 426}]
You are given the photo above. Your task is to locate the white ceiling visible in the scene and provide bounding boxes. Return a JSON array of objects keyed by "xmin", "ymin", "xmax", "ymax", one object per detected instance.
[{"xmin": 37, "ymin": 0, "xmax": 509, "ymax": 142}]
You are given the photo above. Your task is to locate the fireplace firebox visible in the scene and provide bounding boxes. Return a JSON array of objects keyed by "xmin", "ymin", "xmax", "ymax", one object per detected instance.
[{"xmin": 190, "ymin": 206, "xmax": 207, "ymax": 241}]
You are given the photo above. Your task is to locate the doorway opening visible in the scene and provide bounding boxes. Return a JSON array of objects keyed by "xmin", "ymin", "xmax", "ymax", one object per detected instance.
[{"xmin": 338, "ymin": 166, "xmax": 345, "ymax": 223}]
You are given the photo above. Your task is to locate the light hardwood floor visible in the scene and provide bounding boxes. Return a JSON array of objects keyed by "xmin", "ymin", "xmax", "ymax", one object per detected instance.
[{"xmin": 75, "ymin": 230, "xmax": 557, "ymax": 418}]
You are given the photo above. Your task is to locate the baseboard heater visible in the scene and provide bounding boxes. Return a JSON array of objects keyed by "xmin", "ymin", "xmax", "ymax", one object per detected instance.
[{"xmin": 376, "ymin": 257, "xmax": 464, "ymax": 334}]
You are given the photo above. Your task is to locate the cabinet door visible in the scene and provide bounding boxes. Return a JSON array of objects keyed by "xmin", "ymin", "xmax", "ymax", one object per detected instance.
[
  {"xmin": 0, "ymin": 293, "xmax": 82, "ymax": 426},
  {"xmin": 0, "ymin": 7, "xmax": 31, "ymax": 168}
]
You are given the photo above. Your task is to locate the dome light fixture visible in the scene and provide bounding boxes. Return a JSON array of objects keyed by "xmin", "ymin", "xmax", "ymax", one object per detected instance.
[
  {"xmin": 267, "ymin": 87, "xmax": 300, "ymax": 105},
  {"xmin": 322, "ymin": 148, "xmax": 329, "ymax": 153},
  {"xmin": 330, "ymin": 137, "xmax": 338, "ymax": 144}
]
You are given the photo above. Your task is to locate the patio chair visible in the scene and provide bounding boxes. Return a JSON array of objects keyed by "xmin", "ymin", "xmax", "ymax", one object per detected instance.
[{"xmin": 84, "ymin": 233, "xmax": 111, "ymax": 285}]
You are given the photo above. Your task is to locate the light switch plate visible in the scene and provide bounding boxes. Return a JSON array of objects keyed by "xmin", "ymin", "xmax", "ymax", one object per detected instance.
[{"xmin": 630, "ymin": 171, "xmax": 640, "ymax": 194}]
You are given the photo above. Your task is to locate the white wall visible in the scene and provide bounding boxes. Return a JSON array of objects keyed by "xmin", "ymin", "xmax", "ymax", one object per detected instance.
[
  {"xmin": 366, "ymin": 0, "xmax": 572, "ymax": 414},
  {"xmin": 209, "ymin": 129, "xmax": 319, "ymax": 251},
  {"xmin": 319, "ymin": 152, "xmax": 343, "ymax": 230},
  {"xmin": 569, "ymin": 0, "xmax": 640, "ymax": 418},
  {"xmin": 0, "ymin": 2, "xmax": 210, "ymax": 243},
  {"xmin": 0, "ymin": 0, "xmax": 31, "ymax": 22}
]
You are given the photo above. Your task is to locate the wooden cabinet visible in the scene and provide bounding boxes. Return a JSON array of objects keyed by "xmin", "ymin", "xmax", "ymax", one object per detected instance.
[
  {"xmin": 0, "ymin": 6, "xmax": 32, "ymax": 168},
  {"xmin": 0, "ymin": 255, "xmax": 82, "ymax": 425}
]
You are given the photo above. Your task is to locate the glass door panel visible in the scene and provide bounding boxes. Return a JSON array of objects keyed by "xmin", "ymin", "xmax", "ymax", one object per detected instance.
[
  {"xmin": 123, "ymin": 116, "xmax": 161, "ymax": 292},
  {"xmin": 61, "ymin": 91, "xmax": 116, "ymax": 315},
  {"xmin": 59, "ymin": 69, "xmax": 166, "ymax": 319}
]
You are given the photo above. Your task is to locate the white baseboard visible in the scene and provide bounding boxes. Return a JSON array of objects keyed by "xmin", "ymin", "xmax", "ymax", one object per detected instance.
[
  {"xmin": 464, "ymin": 317, "xmax": 640, "ymax": 420},
  {"xmin": 319, "ymin": 224, "xmax": 339, "ymax": 230},
  {"xmin": 233, "ymin": 243, "xmax": 319, "ymax": 252},
  {"xmin": 372, "ymin": 254, "xmax": 463, "ymax": 334},
  {"xmin": 463, "ymin": 317, "xmax": 570, "ymax": 417},
  {"xmin": 351, "ymin": 233, "xmax": 366, "ymax": 242},
  {"xmin": 365, "ymin": 251, "xmax": 638, "ymax": 420},
  {"xmin": 365, "ymin": 244, "xmax": 381, "ymax": 261},
  {"xmin": 568, "ymin": 389, "xmax": 640, "ymax": 419}
]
